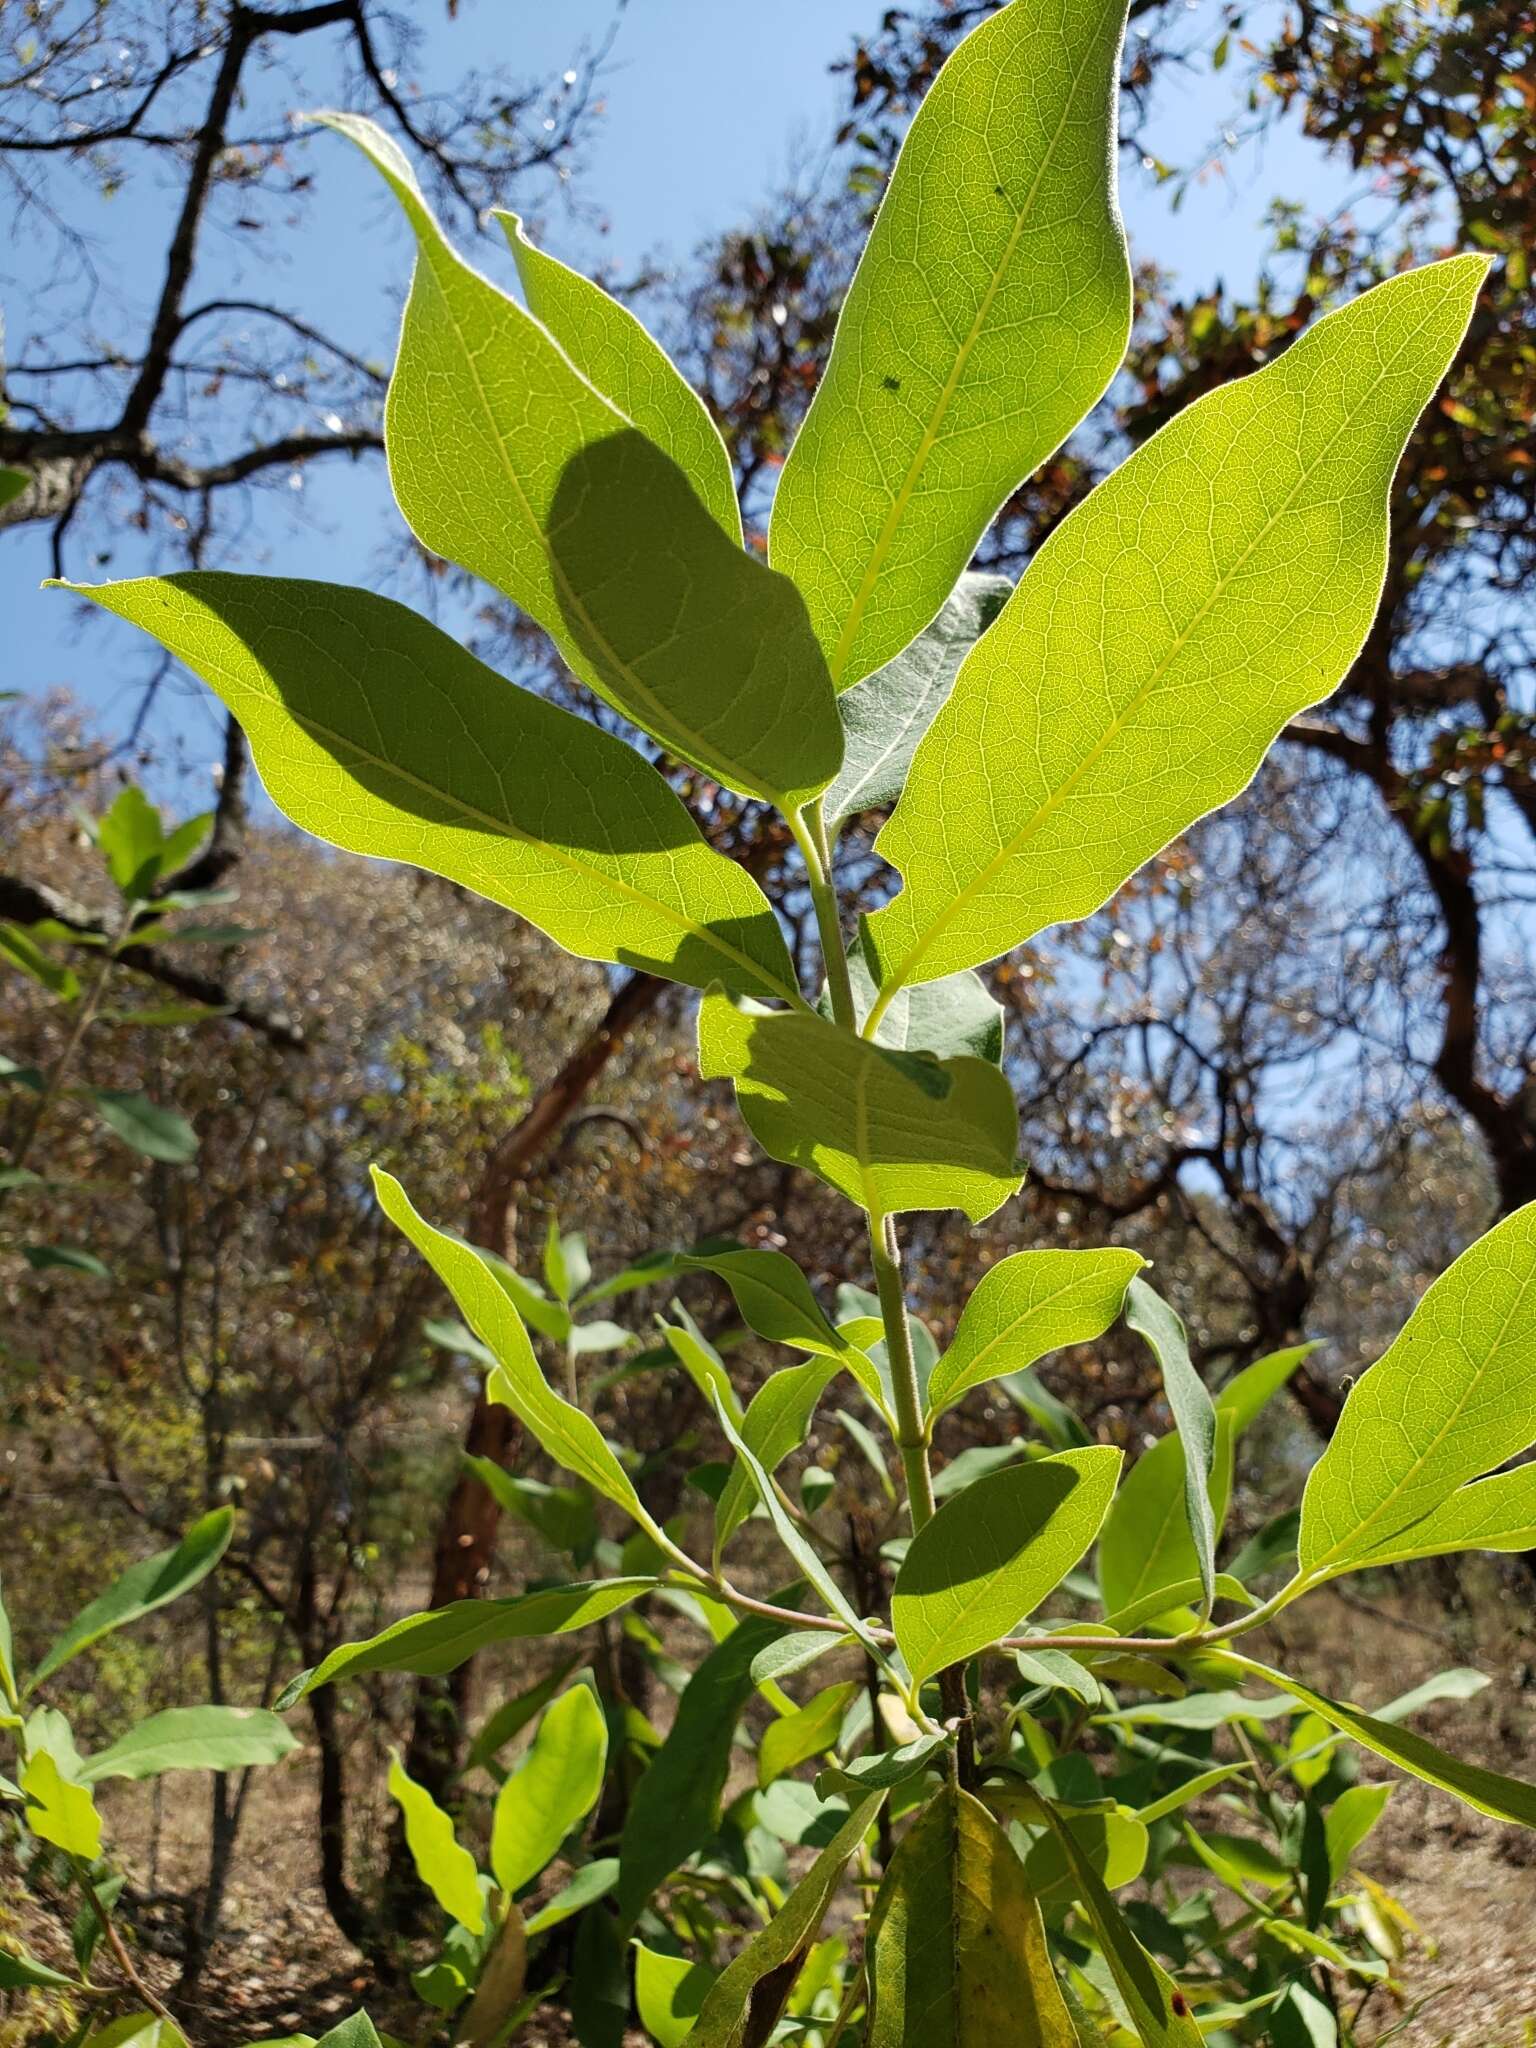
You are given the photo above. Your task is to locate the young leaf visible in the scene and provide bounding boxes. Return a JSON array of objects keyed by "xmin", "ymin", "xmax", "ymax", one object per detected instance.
[
  {"xmin": 499, "ymin": 212, "xmax": 740, "ymax": 542},
  {"xmin": 1351, "ymin": 1462, "xmax": 1536, "ymax": 1570},
  {"xmin": 96, "ymin": 786, "xmax": 164, "ymax": 899},
  {"xmin": 1325, "ymin": 1783, "xmax": 1394, "ymax": 1880},
  {"xmin": 616, "ymin": 1609, "xmax": 788, "ymax": 1925},
  {"xmin": 770, "ymin": 0, "xmax": 1131, "ymax": 690},
  {"xmin": 319, "ymin": 113, "xmax": 841, "ymax": 808},
  {"xmin": 758, "ymin": 1682, "xmax": 861, "ymax": 1789},
  {"xmin": 464, "ymin": 1659, "xmax": 579, "ymax": 1777},
  {"xmin": 89, "ymin": 1088, "xmax": 198, "ymax": 1163},
  {"xmin": 22, "ymin": 1750, "xmax": 102, "ymax": 1859},
  {"xmin": 63, "ymin": 576, "xmax": 797, "ymax": 1005},
  {"xmin": 30, "ymin": 1508, "xmax": 233, "ymax": 1689},
  {"xmin": 926, "ymin": 1247, "xmax": 1145, "ymax": 1418},
  {"xmin": 78, "ymin": 1707, "xmax": 297, "ymax": 1783},
  {"xmin": 1299, "ymin": 1202, "xmax": 1536, "ymax": 1577},
  {"xmin": 713, "ymin": 1355, "xmax": 844, "ymax": 1561},
  {"xmin": 374, "ymin": 1170, "xmax": 666, "ymax": 1540},
  {"xmin": 521, "ymin": 1855, "xmax": 620, "ymax": 1935},
  {"xmin": 823, "ymin": 573, "xmax": 1014, "ymax": 825},
  {"xmin": 388, "ymin": 1753, "xmax": 485, "ymax": 1933},
  {"xmin": 867, "ymin": 255, "xmax": 1488, "ymax": 994},
  {"xmin": 698, "ymin": 990, "xmax": 1022, "ymax": 1224},
  {"xmin": 686, "ymin": 1793, "xmax": 884, "ymax": 2048},
  {"xmin": 491, "ymin": 1684, "xmax": 608, "ymax": 1895},
  {"xmin": 634, "ymin": 1945, "xmax": 716, "ymax": 2048},
  {"xmin": 1213, "ymin": 1651, "xmax": 1536, "ymax": 1830},
  {"xmin": 278, "ymin": 1580, "xmax": 652, "ymax": 1707},
  {"xmin": 0, "ymin": 1946, "xmax": 82, "ymax": 1992},
  {"xmin": 864, "ymin": 1784, "xmax": 1079, "ymax": 2047},
  {"xmin": 661, "ymin": 1306, "xmax": 745, "ymax": 1424},
  {"xmin": 1124, "ymin": 1278, "xmax": 1219, "ymax": 1618},
  {"xmin": 1097, "ymin": 1415, "xmax": 1234, "ymax": 1624},
  {"xmin": 891, "ymin": 1446, "xmax": 1123, "ymax": 1685},
  {"xmin": 0, "ymin": 923, "xmax": 80, "ymax": 1000}
]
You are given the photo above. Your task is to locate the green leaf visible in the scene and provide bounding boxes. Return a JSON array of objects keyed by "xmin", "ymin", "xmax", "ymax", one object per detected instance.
[
  {"xmin": 679, "ymin": 1247, "xmax": 846, "ymax": 1358},
  {"xmin": 491, "ymin": 1685, "xmax": 608, "ymax": 1894},
  {"xmin": 1212, "ymin": 1651, "xmax": 1536, "ymax": 1829},
  {"xmin": 319, "ymin": 113, "xmax": 840, "ymax": 808},
  {"xmin": 867, "ymin": 255, "xmax": 1488, "ymax": 994},
  {"xmin": 0, "ymin": 467, "xmax": 30, "ymax": 510},
  {"xmin": 0, "ymin": 1571, "xmax": 14, "ymax": 1706},
  {"xmin": 1022, "ymin": 1805, "xmax": 1149, "ymax": 1911},
  {"xmin": 96, "ymin": 786, "xmax": 165, "ymax": 899},
  {"xmin": 634, "ymin": 1945, "xmax": 716, "ymax": 2048},
  {"xmin": 1214, "ymin": 1341, "xmax": 1318, "ymax": 1432},
  {"xmin": 686, "ymin": 1793, "xmax": 883, "ymax": 2048},
  {"xmin": 499, "ymin": 212, "xmax": 740, "ymax": 543},
  {"xmin": 926, "ymin": 1248, "xmax": 1144, "ymax": 1418},
  {"xmin": 464, "ymin": 1659, "xmax": 578, "ymax": 1777},
  {"xmin": 758, "ymin": 1682, "xmax": 860, "ymax": 1789},
  {"xmin": 1299, "ymin": 1203, "xmax": 1536, "ymax": 1578},
  {"xmin": 388, "ymin": 1752, "xmax": 485, "ymax": 1933},
  {"xmin": 522, "ymin": 1855, "xmax": 620, "ymax": 1935},
  {"xmin": 62, "ymin": 575, "xmax": 797, "ymax": 1005},
  {"xmin": 1097, "ymin": 1415, "xmax": 1233, "ymax": 1624},
  {"xmin": 311, "ymin": 2016, "xmax": 383, "ymax": 2048},
  {"xmin": 1124, "ymin": 1278, "xmax": 1220, "ymax": 1618},
  {"xmin": 617, "ymin": 1608, "xmax": 788, "ymax": 1925},
  {"xmin": 30, "ymin": 1508, "xmax": 233, "ymax": 1688},
  {"xmin": 278, "ymin": 1581, "xmax": 651, "ymax": 1706},
  {"xmin": 661, "ymin": 1307, "xmax": 744, "ymax": 1424},
  {"xmin": 374, "ymin": 1169, "xmax": 665, "ymax": 1539},
  {"xmin": 462, "ymin": 1459, "xmax": 597, "ymax": 1562},
  {"xmin": 1352, "ymin": 1462, "xmax": 1536, "ymax": 1570},
  {"xmin": 0, "ymin": 1944, "xmax": 82, "ymax": 1991},
  {"xmin": 84, "ymin": 2019, "xmax": 188, "ymax": 2048},
  {"xmin": 568, "ymin": 1906, "xmax": 628, "ymax": 2048},
  {"xmin": 824, "ymin": 923, "xmax": 1004, "ymax": 1065},
  {"xmin": 817, "ymin": 1731, "xmax": 950, "ymax": 1800},
  {"xmin": 22, "ymin": 1750, "xmax": 102, "ymax": 1859},
  {"xmin": 698, "ymin": 990, "xmax": 1022, "ymax": 1224},
  {"xmin": 824, "ymin": 573, "xmax": 1014, "ymax": 823},
  {"xmin": 89, "ymin": 1088, "xmax": 198, "ymax": 1163},
  {"xmin": 23, "ymin": 1243, "xmax": 112, "ymax": 1279},
  {"xmin": 543, "ymin": 1220, "xmax": 591, "ymax": 1304},
  {"xmin": 1325, "ymin": 1783, "xmax": 1393, "ymax": 1880},
  {"xmin": 865, "ymin": 1784, "xmax": 1079, "ymax": 2047},
  {"xmin": 770, "ymin": 0, "xmax": 1131, "ymax": 691},
  {"xmin": 999, "ymin": 1365, "xmax": 1092, "ymax": 1450},
  {"xmin": 0, "ymin": 922, "xmax": 80, "ymax": 1000},
  {"xmin": 1027, "ymin": 1794, "xmax": 1202, "ymax": 2044},
  {"xmin": 891, "ymin": 1446, "xmax": 1122, "ymax": 1685},
  {"xmin": 1094, "ymin": 1687, "xmax": 1294, "ymax": 1731},
  {"xmin": 78, "ymin": 1707, "xmax": 297, "ymax": 1783},
  {"xmin": 714, "ymin": 1356, "xmax": 843, "ymax": 1561}
]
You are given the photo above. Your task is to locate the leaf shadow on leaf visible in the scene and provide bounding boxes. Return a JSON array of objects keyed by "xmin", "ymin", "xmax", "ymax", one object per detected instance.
[
  {"xmin": 544, "ymin": 427, "xmax": 841, "ymax": 802},
  {"xmin": 895, "ymin": 1459, "xmax": 1080, "ymax": 1609}
]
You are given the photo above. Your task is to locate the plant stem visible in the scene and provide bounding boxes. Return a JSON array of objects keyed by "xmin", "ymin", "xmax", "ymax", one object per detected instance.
[
  {"xmin": 5, "ymin": 932, "xmax": 120, "ymax": 1184},
  {"xmin": 870, "ymin": 1212, "xmax": 935, "ymax": 1531},
  {"xmin": 72, "ymin": 1857, "xmax": 177, "ymax": 2024},
  {"xmin": 791, "ymin": 801, "xmax": 856, "ymax": 1032}
]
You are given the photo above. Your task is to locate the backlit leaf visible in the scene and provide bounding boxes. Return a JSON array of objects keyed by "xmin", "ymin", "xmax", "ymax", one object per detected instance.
[
  {"xmin": 926, "ymin": 1248, "xmax": 1144, "ymax": 1418},
  {"xmin": 22, "ymin": 1751, "xmax": 102, "ymax": 1859},
  {"xmin": 78, "ymin": 1707, "xmax": 296, "ymax": 1783},
  {"xmin": 1124, "ymin": 1278, "xmax": 1219, "ymax": 1617},
  {"xmin": 89, "ymin": 1088, "xmax": 197, "ymax": 1163},
  {"xmin": 388, "ymin": 1753, "xmax": 485, "ymax": 1933},
  {"xmin": 634, "ymin": 1945, "xmax": 716, "ymax": 2048},
  {"xmin": 491, "ymin": 1684, "xmax": 608, "ymax": 1895},
  {"xmin": 30, "ymin": 1509, "xmax": 233, "ymax": 1688}
]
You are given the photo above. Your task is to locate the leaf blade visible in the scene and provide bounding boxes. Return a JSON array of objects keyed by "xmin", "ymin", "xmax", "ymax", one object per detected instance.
[{"xmin": 927, "ymin": 1248, "xmax": 1144, "ymax": 1418}]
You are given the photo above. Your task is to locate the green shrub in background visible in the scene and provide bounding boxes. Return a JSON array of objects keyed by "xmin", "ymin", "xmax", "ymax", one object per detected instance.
[{"xmin": 40, "ymin": 0, "xmax": 1536, "ymax": 2041}]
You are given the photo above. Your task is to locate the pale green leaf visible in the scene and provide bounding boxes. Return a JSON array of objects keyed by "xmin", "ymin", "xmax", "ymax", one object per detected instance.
[
  {"xmin": 1299, "ymin": 1202, "xmax": 1536, "ymax": 1577},
  {"xmin": 499, "ymin": 212, "xmax": 740, "ymax": 542},
  {"xmin": 521, "ymin": 1856, "xmax": 620, "ymax": 1935},
  {"xmin": 1097, "ymin": 1414, "xmax": 1233, "ymax": 1625},
  {"xmin": 698, "ymin": 989, "xmax": 1022, "ymax": 1224},
  {"xmin": 758, "ymin": 1682, "xmax": 860, "ymax": 1789},
  {"xmin": 0, "ymin": 922, "xmax": 80, "ymax": 1000},
  {"xmin": 661, "ymin": 1307, "xmax": 744, "ymax": 1424},
  {"xmin": 1214, "ymin": 1341, "xmax": 1318, "ymax": 1432},
  {"xmin": 491, "ymin": 1685, "xmax": 608, "ymax": 1894},
  {"xmin": 83, "ymin": 2019, "xmax": 188, "ymax": 2048},
  {"xmin": 79, "ymin": 1707, "xmax": 296, "ymax": 1783},
  {"xmin": 714, "ymin": 1355, "xmax": 843, "ymax": 1562},
  {"xmin": 1022, "ymin": 1805, "xmax": 1149, "ymax": 1910},
  {"xmin": 374, "ymin": 1169, "xmax": 665, "ymax": 1539},
  {"xmin": 388, "ymin": 1753, "xmax": 485, "ymax": 1933},
  {"xmin": 1125, "ymin": 1278, "xmax": 1219, "ymax": 1617},
  {"xmin": 320, "ymin": 113, "xmax": 840, "ymax": 807},
  {"xmin": 824, "ymin": 573, "xmax": 1013, "ymax": 823},
  {"xmin": 823, "ymin": 923, "xmax": 1004, "ymax": 1065},
  {"xmin": 679, "ymin": 1247, "xmax": 846, "ymax": 1358},
  {"xmin": 1352, "ymin": 1462, "xmax": 1536, "ymax": 1570},
  {"xmin": 464, "ymin": 1660, "xmax": 579, "ymax": 1776},
  {"xmin": 634, "ymin": 1944, "xmax": 716, "ymax": 2048},
  {"xmin": 868, "ymin": 256, "xmax": 1488, "ymax": 993},
  {"xmin": 926, "ymin": 1247, "xmax": 1144, "ymax": 1418},
  {"xmin": 1325, "ymin": 1783, "xmax": 1393, "ymax": 1880},
  {"xmin": 865, "ymin": 1784, "xmax": 1079, "ymax": 2047},
  {"xmin": 1214, "ymin": 1650, "xmax": 1536, "ymax": 1831},
  {"xmin": 686, "ymin": 1793, "xmax": 884, "ymax": 2048},
  {"xmin": 277, "ymin": 1580, "xmax": 652, "ymax": 1707},
  {"xmin": 22, "ymin": 1750, "xmax": 102, "ymax": 1859},
  {"xmin": 62, "ymin": 575, "xmax": 797, "ymax": 1005},
  {"xmin": 30, "ymin": 1508, "xmax": 233, "ymax": 1688},
  {"xmin": 770, "ymin": 0, "xmax": 1131, "ymax": 690},
  {"xmin": 891, "ymin": 1446, "xmax": 1122, "ymax": 1684},
  {"xmin": 0, "ymin": 1945, "xmax": 82, "ymax": 1991},
  {"xmin": 96, "ymin": 786, "xmax": 164, "ymax": 898}
]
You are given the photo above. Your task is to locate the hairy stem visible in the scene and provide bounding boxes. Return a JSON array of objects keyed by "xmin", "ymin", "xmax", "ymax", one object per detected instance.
[
  {"xmin": 871, "ymin": 1212, "xmax": 936, "ymax": 1531},
  {"xmin": 791, "ymin": 800, "xmax": 856, "ymax": 1032}
]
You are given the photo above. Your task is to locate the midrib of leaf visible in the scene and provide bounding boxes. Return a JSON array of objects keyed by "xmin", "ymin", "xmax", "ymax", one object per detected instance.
[
  {"xmin": 233, "ymin": 661, "xmax": 796, "ymax": 1006},
  {"xmin": 826, "ymin": 35, "xmax": 1102, "ymax": 687},
  {"xmin": 416, "ymin": 252, "xmax": 772, "ymax": 802},
  {"xmin": 1306, "ymin": 1254, "xmax": 1536, "ymax": 1574},
  {"xmin": 873, "ymin": 294, "xmax": 1444, "ymax": 1009}
]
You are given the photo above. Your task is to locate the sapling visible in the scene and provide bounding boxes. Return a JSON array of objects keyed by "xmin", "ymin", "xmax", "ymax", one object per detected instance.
[{"xmin": 53, "ymin": 0, "xmax": 1536, "ymax": 2039}]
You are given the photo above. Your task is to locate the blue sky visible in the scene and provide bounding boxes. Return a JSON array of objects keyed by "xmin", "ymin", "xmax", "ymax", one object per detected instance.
[{"xmin": 5, "ymin": 0, "xmax": 1342, "ymax": 781}]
